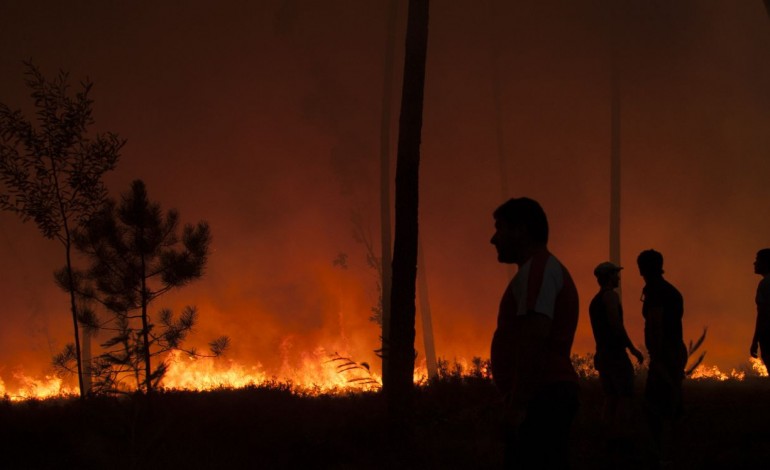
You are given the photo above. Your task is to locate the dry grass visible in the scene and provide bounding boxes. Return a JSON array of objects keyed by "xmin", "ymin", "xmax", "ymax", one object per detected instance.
[{"xmin": 1, "ymin": 375, "xmax": 770, "ymax": 469}]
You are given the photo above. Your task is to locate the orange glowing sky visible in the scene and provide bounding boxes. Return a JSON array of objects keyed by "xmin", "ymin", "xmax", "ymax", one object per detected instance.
[{"xmin": 1, "ymin": 1, "xmax": 769, "ymax": 388}]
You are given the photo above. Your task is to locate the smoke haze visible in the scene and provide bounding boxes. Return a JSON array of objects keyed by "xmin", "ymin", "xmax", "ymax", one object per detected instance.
[{"xmin": 1, "ymin": 1, "xmax": 769, "ymax": 386}]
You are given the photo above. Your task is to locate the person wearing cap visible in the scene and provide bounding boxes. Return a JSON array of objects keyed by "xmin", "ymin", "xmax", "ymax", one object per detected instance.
[
  {"xmin": 750, "ymin": 248, "xmax": 770, "ymax": 369},
  {"xmin": 489, "ymin": 197, "xmax": 579, "ymax": 469},
  {"xmin": 588, "ymin": 261, "xmax": 643, "ymax": 460},
  {"xmin": 637, "ymin": 249, "xmax": 687, "ymax": 463}
]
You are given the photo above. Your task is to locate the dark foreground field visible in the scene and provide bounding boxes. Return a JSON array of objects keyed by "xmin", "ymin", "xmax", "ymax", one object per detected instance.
[{"xmin": 2, "ymin": 376, "xmax": 770, "ymax": 469}]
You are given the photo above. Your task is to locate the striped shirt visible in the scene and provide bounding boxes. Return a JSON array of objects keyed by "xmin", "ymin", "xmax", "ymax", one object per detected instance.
[{"xmin": 491, "ymin": 248, "xmax": 580, "ymax": 394}]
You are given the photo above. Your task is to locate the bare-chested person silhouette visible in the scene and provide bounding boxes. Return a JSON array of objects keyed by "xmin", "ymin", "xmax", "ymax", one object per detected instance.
[
  {"xmin": 750, "ymin": 248, "xmax": 770, "ymax": 369},
  {"xmin": 589, "ymin": 262, "xmax": 643, "ymax": 459},
  {"xmin": 489, "ymin": 197, "xmax": 579, "ymax": 469},
  {"xmin": 637, "ymin": 249, "xmax": 687, "ymax": 465}
]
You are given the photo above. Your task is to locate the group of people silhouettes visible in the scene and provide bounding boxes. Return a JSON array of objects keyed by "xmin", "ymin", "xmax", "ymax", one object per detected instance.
[
  {"xmin": 489, "ymin": 197, "xmax": 770, "ymax": 469},
  {"xmin": 591, "ymin": 250, "xmax": 685, "ymax": 468}
]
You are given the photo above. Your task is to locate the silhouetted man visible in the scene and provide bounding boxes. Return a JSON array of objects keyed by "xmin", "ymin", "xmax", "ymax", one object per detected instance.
[
  {"xmin": 750, "ymin": 248, "xmax": 770, "ymax": 369},
  {"xmin": 637, "ymin": 249, "xmax": 686, "ymax": 464},
  {"xmin": 589, "ymin": 261, "xmax": 643, "ymax": 460},
  {"xmin": 490, "ymin": 197, "xmax": 579, "ymax": 469}
]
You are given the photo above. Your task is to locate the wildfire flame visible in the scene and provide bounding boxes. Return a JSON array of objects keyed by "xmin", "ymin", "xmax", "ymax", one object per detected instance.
[
  {"xmin": 750, "ymin": 356, "xmax": 769, "ymax": 376},
  {"xmin": 0, "ymin": 371, "xmax": 77, "ymax": 401},
  {"xmin": 1, "ymin": 355, "xmax": 768, "ymax": 402},
  {"xmin": 689, "ymin": 357, "xmax": 768, "ymax": 381},
  {"xmin": 162, "ymin": 348, "xmax": 381, "ymax": 394},
  {"xmin": 689, "ymin": 364, "xmax": 745, "ymax": 381}
]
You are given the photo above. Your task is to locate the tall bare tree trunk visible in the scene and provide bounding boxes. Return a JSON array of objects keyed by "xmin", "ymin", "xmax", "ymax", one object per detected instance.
[
  {"xmin": 610, "ymin": 2, "xmax": 622, "ymax": 299},
  {"xmin": 380, "ymin": 0, "xmax": 398, "ymax": 389},
  {"xmin": 55, "ymin": 161, "xmax": 85, "ymax": 399},
  {"xmin": 417, "ymin": 237, "xmax": 437, "ymax": 379},
  {"xmin": 488, "ymin": 0, "xmax": 515, "ymax": 280},
  {"xmin": 488, "ymin": 0, "xmax": 508, "ymax": 201},
  {"xmin": 610, "ymin": 44, "xmax": 621, "ymax": 270},
  {"xmin": 387, "ymin": 0, "xmax": 429, "ymax": 422},
  {"xmin": 64, "ymin": 241, "xmax": 86, "ymax": 399},
  {"xmin": 140, "ymin": 254, "xmax": 153, "ymax": 394}
]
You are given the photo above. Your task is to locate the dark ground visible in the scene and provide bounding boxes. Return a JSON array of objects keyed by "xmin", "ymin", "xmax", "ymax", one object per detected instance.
[{"xmin": 2, "ymin": 376, "xmax": 770, "ymax": 469}]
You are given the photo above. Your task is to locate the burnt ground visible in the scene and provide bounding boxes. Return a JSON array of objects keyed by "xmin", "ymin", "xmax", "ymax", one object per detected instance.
[{"xmin": 2, "ymin": 377, "xmax": 770, "ymax": 469}]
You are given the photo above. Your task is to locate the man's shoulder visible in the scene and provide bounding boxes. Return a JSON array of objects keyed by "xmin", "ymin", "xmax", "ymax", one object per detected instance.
[
  {"xmin": 544, "ymin": 252, "xmax": 575, "ymax": 282},
  {"xmin": 544, "ymin": 251, "xmax": 564, "ymax": 268},
  {"xmin": 661, "ymin": 278, "xmax": 683, "ymax": 299},
  {"xmin": 643, "ymin": 278, "xmax": 681, "ymax": 306},
  {"xmin": 588, "ymin": 291, "xmax": 603, "ymax": 313}
]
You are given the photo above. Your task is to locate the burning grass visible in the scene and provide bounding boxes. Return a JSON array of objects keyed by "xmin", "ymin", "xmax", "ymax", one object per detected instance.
[{"xmin": 2, "ymin": 362, "xmax": 770, "ymax": 469}]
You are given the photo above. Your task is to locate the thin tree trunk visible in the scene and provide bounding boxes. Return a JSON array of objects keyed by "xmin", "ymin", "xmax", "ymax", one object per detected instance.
[
  {"xmin": 387, "ymin": 0, "xmax": 429, "ymax": 421},
  {"xmin": 417, "ymin": 237, "xmax": 437, "ymax": 379},
  {"xmin": 610, "ymin": 48, "xmax": 620, "ymax": 266},
  {"xmin": 51, "ymin": 153, "xmax": 85, "ymax": 399},
  {"xmin": 488, "ymin": 0, "xmax": 508, "ymax": 201},
  {"xmin": 65, "ymin": 243, "xmax": 85, "ymax": 398},
  {"xmin": 764, "ymin": 0, "xmax": 770, "ymax": 18},
  {"xmin": 380, "ymin": 0, "xmax": 398, "ymax": 389},
  {"xmin": 610, "ymin": 2, "xmax": 622, "ymax": 297},
  {"xmin": 488, "ymin": 0, "xmax": 514, "ymax": 281},
  {"xmin": 140, "ymin": 255, "xmax": 152, "ymax": 394}
]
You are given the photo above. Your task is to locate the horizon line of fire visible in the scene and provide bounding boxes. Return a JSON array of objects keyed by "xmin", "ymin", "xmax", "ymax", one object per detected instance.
[{"xmin": 0, "ymin": 351, "xmax": 766, "ymax": 402}]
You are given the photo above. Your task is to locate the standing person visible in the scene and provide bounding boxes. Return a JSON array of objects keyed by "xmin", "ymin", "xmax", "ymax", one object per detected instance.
[
  {"xmin": 589, "ymin": 262, "xmax": 643, "ymax": 459},
  {"xmin": 637, "ymin": 249, "xmax": 687, "ymax": 464},
  {"xmin": 750, "ymin": 248, "xmax": 770, "ymax": 369},
  {"xmin": 489, "ymin": 197, "xmax": 580, "ymax": 469}
]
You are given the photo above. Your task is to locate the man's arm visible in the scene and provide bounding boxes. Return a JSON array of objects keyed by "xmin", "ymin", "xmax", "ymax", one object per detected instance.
[
  {"xmin": 751, "ymin": 310, "xmax": 761, "ymax": 358},
  {"xmin": 602, "ymin": 290, "xmax": 643, "ymax": 363},
  {"xmin": 751, "ymin": 302, "xmax": 770, "ymax": 358},
  {"xmin": 751, "ymin": 280, "xmax": 770, "ymax": 357}
]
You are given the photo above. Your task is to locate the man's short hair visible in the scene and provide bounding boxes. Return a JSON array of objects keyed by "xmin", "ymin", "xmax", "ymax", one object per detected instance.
[
  {"xmin": 637, "ymin": 249, "xmax": 664, "ymax": 275},
  {"xmin": 493, "ymin": 197, "xmax": 549, "ymax": 244}
]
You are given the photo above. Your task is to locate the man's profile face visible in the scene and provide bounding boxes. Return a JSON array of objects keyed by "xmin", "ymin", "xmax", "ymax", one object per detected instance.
[
  {"xmin": 637, "ymin": 263, "xmax": 649, "ymax": 279},
  {"xmin": 755, "ymin": 256, "xmax": 768, "ymax": 275},
  {"xmin": 637, "ymin": 261, "xmax": 659, "ymax": 279},
  {"xmin": 609, "ymin": 271, "xmax": 620, "ymax": 288},
  {"xmin": 491, "ymin": 219, "xmax": 524, "ymax": 264},
  {"xmin": 597, "ymin": 271, "xmax": 620, "ymax": 289},
  {"xmin": 637, "ymin": 264, "xmax": 649, "ymax": 279}
]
